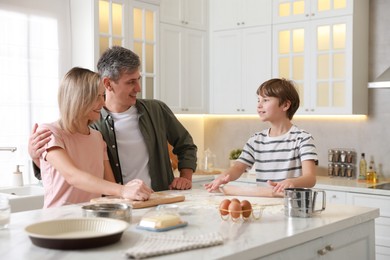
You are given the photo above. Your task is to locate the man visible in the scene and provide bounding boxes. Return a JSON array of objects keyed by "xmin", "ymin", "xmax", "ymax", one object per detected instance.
[{"xmin": 29, "ymin": 46, "xmax": 197, "ymax": 191}]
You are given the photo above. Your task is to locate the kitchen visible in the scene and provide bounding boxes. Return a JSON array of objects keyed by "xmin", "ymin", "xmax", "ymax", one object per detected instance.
[{"xmin": 0, "ymin": 0, "xmax": 389, "ymax": 259}]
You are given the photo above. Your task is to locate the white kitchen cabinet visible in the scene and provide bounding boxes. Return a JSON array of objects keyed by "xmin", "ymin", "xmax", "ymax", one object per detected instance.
[
  {"xmin": 346, "ymin": 192, "xmax": 390, "ymax": 260},
  {"xmin": 263, "ymin": 220, "xmax": 375, "ymax": 259},
  {"xmin": 315, "ymin": 186, "xmax": 390, "ymax": 260},
  {"xmin": 210, "ymin": 26, "xmax": 271, "ymax": 114},
  {"xmin": 160, "ymin": 0, "xmax": 207, "ymax": 30},
  {"xmin": 272, "ymin": 0, "xmax": 353, "ymax": 24},
  {"xmin": 272, "ymin": 0, "xmax": 368, "ymax": 115},
  {"xmin": 210, "ymin": 0, "xmax": 272, "ymax": 31},
  {"xmin": 324, "ymin": 189, "xmax": 347, "ymax": 204},
  {"xmin": 159, "ymin": 23, "xmax": 207, "ymax": 114}
]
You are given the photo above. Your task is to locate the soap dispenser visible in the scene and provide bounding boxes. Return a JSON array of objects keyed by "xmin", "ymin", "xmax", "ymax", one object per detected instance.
[{"xmin": 12, "ymin": 165, "xmax": 24, "ymax": 186}]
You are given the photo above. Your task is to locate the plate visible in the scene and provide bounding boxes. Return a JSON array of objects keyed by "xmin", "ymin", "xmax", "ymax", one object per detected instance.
[{"xmin": 25, "ymin": 218, "xmax": 128, "ymax": 250}]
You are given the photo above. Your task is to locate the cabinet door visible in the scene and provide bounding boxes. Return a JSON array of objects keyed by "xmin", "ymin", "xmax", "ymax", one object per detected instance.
[
  {"xmin": 273, "ymin": 0, "xmax": 353, "ymax": 24},
  {"xmin": 309, "ymin": 17, "xmax": 352, "ymax": 115},
  {"xmin": 211, "ymin": 30, "xmax": 242, "ymax": 114},
  {"xmin": 182, "ymin": 28, "xmax": 207, "ymax": 113},
  {"xmin": 160, "ymin": 0, "xmax": 207, "ymax": 30},
  {"xmin": 272, "ymin": 21, "xmax": 311, "ymax": 113},
  {"xmin": 183, "ymin": 0, "xmax": 207, "ymax": 30},
  {"xmin": 273, "ymin": 17, "xmax": 353, "ymax": 115},
  {"xmin": 241, "ymin": 26, "xmax": 272, "ymax": 113},
  {"xmin": 159, "ymin": 24, "xmax": 183, "ymax": 112},
  {"xmin": 211, "ymin": 27, "xmax": 272, "ymax": 114},
  {"xmin": 160, "ymin": 24, "xmax": 207, "ymax": 113},
  {"xmin": 211, "ymin": 0, "xmax": 271, "ymax": 31}
]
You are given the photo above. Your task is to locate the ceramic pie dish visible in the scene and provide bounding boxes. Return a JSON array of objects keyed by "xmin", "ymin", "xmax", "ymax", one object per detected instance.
[{"xmin": 25, "ymin": 218, "xmax": 128, "ymax": 250}]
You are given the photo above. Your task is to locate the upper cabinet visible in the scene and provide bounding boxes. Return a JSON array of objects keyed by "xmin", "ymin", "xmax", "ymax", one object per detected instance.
[
  {"xmin": 160, "ymin": 0, "xmax": 207, "ymax": 30},
  {"xmin": 211, "ymin": 26, "xmax": 271, "ymax": 114},
  {"xmin": 272, "ymin": 0, "xmax": 368, "ymax": 115},
  {"xmin": 209, "ymin": 0, "xmax": 272, "ymax": 114},
  {"xmin": 211, "ymin": 0, "xmax": 272, "ymax": 31},
  {"xmin": 273, "ymin": 0, "xmax": 353, "ymax": 24},
  {"xmin": 159, "ymin": 0, "xmax": 208, "ymax": 113},
  {"xmin": 70, "ymin": 0, "xmax": 159, "ymax": 99},
  {"xmin": 159, "ymin": 24, "xmax": 207, "ymax": 114}
]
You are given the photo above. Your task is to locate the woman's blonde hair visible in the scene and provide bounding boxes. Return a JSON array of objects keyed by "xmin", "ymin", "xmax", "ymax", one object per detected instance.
[{"xmin": 58, "ymin": 67, "xmax": 101, "ymax": 133}]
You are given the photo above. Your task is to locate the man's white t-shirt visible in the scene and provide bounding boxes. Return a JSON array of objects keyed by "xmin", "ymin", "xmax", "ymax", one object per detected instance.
[{"xmin": 110, "ymin": 106, "xmax": 151, "ymax": 186}]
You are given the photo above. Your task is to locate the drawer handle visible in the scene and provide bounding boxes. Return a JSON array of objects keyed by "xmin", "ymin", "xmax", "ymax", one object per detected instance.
[
  {"xmin": 317, "ymin": 248, "xmax": 327, "ymax": 255},
  {"xmin": 325, "ymin": 245, "xmax": 334, "ymax": 251}
]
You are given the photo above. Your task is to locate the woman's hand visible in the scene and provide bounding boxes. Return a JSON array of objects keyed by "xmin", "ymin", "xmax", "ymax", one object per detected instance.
[{"xmin": 121, "ymin": 179, "xmax": 154, "ymax": 201}]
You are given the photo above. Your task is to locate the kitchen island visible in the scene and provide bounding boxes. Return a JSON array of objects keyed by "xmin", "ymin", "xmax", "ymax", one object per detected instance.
[{"xmin": 0, "ymin": 188, "xmax": 379, "ymax": 259}]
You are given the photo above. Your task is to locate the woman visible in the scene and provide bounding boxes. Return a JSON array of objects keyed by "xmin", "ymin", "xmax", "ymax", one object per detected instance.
[{"xmin": 38, "ymin": 67, "xmax": 153, "ymax": 208}]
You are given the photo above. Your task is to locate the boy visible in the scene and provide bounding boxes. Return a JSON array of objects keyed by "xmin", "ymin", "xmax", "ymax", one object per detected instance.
[{"xmin": 205, "ymin": 78, "xmax": 318, "ymax": 196}]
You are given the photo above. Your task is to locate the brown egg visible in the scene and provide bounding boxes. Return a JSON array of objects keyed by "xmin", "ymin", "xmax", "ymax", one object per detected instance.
[
  {"xmin": 240, "ymin": 200, "xmax": 252, "ymax": 218},
  {"xmin": 219, "ymin": 199, "xmax": 231, "ymax": 216},
  {"xmin": 228, "ymin": 201, "xmax": 242, "ymax": 218},
  {"xmin": 230, "ymin": 198, "xmax": 240, "ymax": 204}
]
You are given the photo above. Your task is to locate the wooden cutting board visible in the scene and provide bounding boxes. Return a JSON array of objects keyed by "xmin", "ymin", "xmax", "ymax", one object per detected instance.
[{"xmin": 90, "ymin": 191, "xmax": 185, "ymax": 209}]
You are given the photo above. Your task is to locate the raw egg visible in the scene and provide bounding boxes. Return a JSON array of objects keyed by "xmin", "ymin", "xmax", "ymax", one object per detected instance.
[
  {"xmin": 240, "ymin": 200, "xmax": 252, "ymax": 218},
  {"xmin": 228, "ymin": 201, "xmax": 242, "ymax": 219},
  {"xmin": 219, "ymin": 199, "xmax": 231, "ymax": 216}
]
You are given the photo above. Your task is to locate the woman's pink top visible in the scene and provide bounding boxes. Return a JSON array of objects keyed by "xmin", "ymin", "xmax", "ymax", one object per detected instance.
[{"xmin": 40, "ymin": 122, "xmax": 108, "ymax": 208}]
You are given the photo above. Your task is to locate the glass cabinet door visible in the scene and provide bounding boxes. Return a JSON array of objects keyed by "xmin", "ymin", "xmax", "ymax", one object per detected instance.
[
  {"xmin": 132, "ymin": 2, "xmax": 158, "ymax": 99},
  {"xmin": 98, "ymin": 0, "xmax": 126, "ymax": 56},
  {"xmin": 273, "ymin": 16, "xmax": 351, "ymax": 114}
]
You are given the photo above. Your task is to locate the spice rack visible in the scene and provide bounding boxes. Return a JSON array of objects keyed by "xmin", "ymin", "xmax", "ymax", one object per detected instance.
[{"xmin": 328, "ymin": 149, "xmax": 356, "ymax": 178}]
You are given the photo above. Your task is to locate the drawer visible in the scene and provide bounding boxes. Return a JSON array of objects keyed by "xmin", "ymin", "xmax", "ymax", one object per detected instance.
[
  {"xmin": 325, "ymin": 190, "xmax": 347, "ymax": 204},
  {"xmin": 376, "ymin": 217, "xmax": 390, "ymax": 247},
  {"xmin": 347, "ymin": 193, "xmax": 390, "ymax": 217}
]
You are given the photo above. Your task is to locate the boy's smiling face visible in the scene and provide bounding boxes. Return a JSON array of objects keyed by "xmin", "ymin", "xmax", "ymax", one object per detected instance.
[{"xmin": 257, "ymin": 94, "xmax": 290, "ymax": 122}]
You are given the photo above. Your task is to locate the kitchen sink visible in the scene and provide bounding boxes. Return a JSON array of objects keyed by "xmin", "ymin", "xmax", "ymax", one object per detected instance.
[
  {"xmin": 0, "ymin": 185, "xmax": 44, "ymax": 213},
  {"xmin": 368, "ymin": 183, "xmax": 390, "ymax": 190}
]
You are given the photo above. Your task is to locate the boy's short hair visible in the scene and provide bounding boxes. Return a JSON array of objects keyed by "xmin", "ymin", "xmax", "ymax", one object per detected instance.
[{"xmin": 256, "ymin": 78, "xmax": 300, "ymax": 120}]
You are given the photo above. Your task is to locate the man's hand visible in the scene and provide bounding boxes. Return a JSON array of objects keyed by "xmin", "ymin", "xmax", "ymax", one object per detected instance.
[
  {"xmin": 28, "ymin": 123, "xmax": 51, "ymax": 162},
  {"xmin": 169, "ymin": 177, "xmax": 192, "ymax": 190}
]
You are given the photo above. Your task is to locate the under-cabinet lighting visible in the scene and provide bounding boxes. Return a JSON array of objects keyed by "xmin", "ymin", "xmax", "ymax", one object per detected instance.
[{"xmin": 176, "ymin": 114, "xmax": 367, "ymax": 121}]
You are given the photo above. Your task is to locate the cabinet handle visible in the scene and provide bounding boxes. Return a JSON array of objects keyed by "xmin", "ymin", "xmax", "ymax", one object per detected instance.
[
  {"xmin": 240, "ymin": 109, "xmax": 245, "ymax": 112},
  {"xmin": 317, "ymin": 248, "xmax": 327, "ymax": 255},
  {"xmin": 237, "ymin": 22, "xmax": 240, "ymax": 26},
  {"xmin": 236, "ymin": 108, "xmax": 240, "ymax": 112},
  {"xmin": 325, "ymin": 245, "xmax": 334, "ymax": 251},
  {"xmin": 241, "ymin": 22, "xmax": 245, "ymax": 25}
]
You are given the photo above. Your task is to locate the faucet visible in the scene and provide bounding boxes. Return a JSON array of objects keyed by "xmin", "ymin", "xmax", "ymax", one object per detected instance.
[{"xmin": 0, "ymin": 147, "xmax": 17, "ymax": 152}]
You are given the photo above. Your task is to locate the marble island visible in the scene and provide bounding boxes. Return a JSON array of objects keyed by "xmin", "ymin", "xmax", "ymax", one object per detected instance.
[{"xmin": 0, "ymin": 188, "xmax": 379, "ymax": 259}]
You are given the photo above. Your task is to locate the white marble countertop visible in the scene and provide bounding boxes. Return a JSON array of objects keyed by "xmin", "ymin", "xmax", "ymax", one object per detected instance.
[
  {"xmin": 0, "ymin": 188, "xmax": 379, "ymax": 260},
  {"xmin": 201, "ymin": 173, "xmax": 390, "ymax": 197}
]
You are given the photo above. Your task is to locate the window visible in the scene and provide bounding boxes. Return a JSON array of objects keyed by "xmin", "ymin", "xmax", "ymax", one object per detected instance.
[{"xmin": 0, "ymin": 0, "xmax": 70, "ymax": 186}]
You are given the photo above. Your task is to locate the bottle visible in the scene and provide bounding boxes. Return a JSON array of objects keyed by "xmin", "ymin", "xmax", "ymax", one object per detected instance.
[
  {"xmin": 358, "ymin": 153, "xmax": 367, "ymax": 182},
  {"xmin": 12, "ymin": 165, "xmax": 24, "ymax": 186},
  {"xmin": 366, "ymin": 157, "xmax": 377, "ymax": 184}
]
